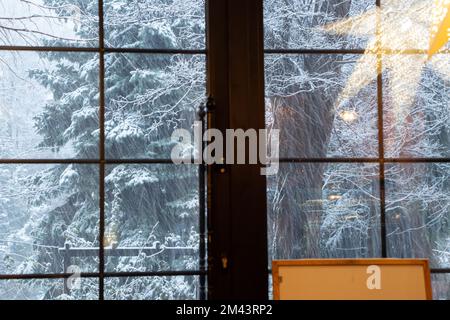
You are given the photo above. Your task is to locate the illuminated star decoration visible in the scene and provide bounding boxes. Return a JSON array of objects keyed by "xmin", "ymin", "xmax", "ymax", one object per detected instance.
[
  {"xmin": 321, "ymin": 0, "xmax": 450, "ymax": 126},
  {"xmin": 429, "ymin": 0, "xmax": 450, "ymax": 58}
]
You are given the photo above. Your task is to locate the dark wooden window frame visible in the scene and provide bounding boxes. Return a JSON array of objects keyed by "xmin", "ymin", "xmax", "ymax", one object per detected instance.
[{"xmin": 207, "ymin": 0, "xmax": 268, "ymax": 300}]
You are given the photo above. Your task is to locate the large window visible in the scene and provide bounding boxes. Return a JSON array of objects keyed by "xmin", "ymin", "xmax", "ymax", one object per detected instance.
[
  {"xmin": 1, "ymin": 0, "xmax": 450, "ymax": 301},
  {"xmin": 264, "ymin": 0, "xmax": 450, "ymax": 299},
  {"xmin": 0, "ymin": 0, "xmax": 206, "ymax": 300}
]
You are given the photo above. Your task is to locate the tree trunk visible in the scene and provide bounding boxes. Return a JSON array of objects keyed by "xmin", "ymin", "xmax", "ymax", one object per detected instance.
[{"xmin": 269, "ymin": 0, "xmax": 352, "ymax": 259}]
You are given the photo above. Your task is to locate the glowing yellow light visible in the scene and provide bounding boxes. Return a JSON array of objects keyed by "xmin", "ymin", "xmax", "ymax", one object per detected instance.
[
  {"xmin": 322, "ymin": 0, "xmax": 450, "ymax": 127},
  {"xmin": 104, "ymin": 232, "xmax": 118, "ymax": 247},
  {"xmin": 104, "ymin": 224, "xmax": 119, "ymax": 247},
  {"xmin": 339, "ymin": 110, "xmax": 358, "ymax": 123},
  {"xmin": 428, "ymin": 0, "xmax": 450, "ymax": 57},
  {"xmin": 328, "ymin": 194, "xmax": 342, "ymax": 201}
]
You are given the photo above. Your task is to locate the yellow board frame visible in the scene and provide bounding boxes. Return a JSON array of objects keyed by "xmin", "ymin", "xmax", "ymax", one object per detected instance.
[{"xmin": 272, "ymin": 259, "xmax": 432, "ymax": 300}]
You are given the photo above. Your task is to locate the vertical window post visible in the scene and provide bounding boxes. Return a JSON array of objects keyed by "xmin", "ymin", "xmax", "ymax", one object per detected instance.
[{"xmin": 207, "ymin": 0, "xmax": 268, "ymax": 299}]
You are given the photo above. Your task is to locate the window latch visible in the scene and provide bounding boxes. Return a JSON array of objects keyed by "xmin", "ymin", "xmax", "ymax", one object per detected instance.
[{"xmin": 221, "ymin": 254, "xmax": 228, "ymax": 270}]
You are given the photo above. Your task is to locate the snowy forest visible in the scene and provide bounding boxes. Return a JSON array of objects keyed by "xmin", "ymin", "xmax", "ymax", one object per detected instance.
[{"xmin": 0, "ymin": 0, "xmax": 449, "ymax": 300}]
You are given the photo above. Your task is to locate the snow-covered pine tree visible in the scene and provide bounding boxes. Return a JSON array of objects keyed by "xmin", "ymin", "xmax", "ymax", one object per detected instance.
[{"xmin": 11, "ymin": 0, "xmax": 205, "ymax": 299}]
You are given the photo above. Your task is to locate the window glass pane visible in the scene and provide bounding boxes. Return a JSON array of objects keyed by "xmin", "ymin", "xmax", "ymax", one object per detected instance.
[
  {"xmin": 265, "ymin": 54, "xmax": 378, "ymax": 158},
  {"xmin": 386, "ymin": 163, "xmax": 450, "ymax": 268},
  {"xmin": 105, "ymin": 54, "xmax": 205, "ymax": 159},
  {"xmin": 0, "ymin": 1, "xmax": 98, "ymax": 47},
  {"xmin": 380, "ymin": 0, "xmax": 434, "ymax": 51},
  {"xmin": 1, "ymin": 0, "xmax": 207, "ymax": 302},
  {"xmin": 264, "ymin": 0, "xmax": 374, "ymax": 49},
  {"xmin": 0, "ymin": 278, "xmax": 98, "ymax": 300},
  {"xmin": 105, "ymin": 165, "xmax": 199, "ymax": 272},
  {"xmin": 0, "ymin": 51, "xmax": 99, "ymax": 159},
  {"xmin": 267, "ymin": 163, "xmax": 380, "ymax": 261},
  {"xmin": 104, "ymin": 276, "xmax": 199, "ymax": 300},
  {"xmin": 0, "ymin": 164, "xmax": 99, "ymax": 275},
  {"xmin": 268, "ymin": 274, "xmax": 273, "ymax": 300},
  {"xmin": 383, "ymin": 54, "xmax": 450, "ymax": 158},
  {"xmin": 104, "ymin": 0, "xmax": 205, "ymax": 49},
  {"xmin": 432, "ymin": 274, "xmax": 450, "ymax": 300}
]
